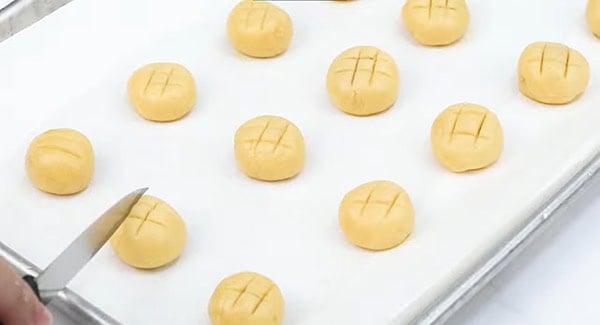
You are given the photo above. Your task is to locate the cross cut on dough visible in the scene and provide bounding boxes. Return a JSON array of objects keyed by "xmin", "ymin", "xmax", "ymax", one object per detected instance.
[
  {"xmin": 234, "ymin": 115, "xmax": 305, "ymax": 181},
  {"xmin": 518, "ymin": 42, "xmax": 589, "ymax": 105},
  {"xmin": 448, "ymin": 106, "xmax": 489, "ymax": 147},
  {"xmin": 143, "ymin": 67, "xmax": 185, "ymax": 98},
  {"xmin": 430, "ymin": 103, "xmax": 503, "ymax": 172}
]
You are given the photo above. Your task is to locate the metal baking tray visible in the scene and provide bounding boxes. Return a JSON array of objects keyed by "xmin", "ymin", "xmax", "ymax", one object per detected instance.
[{"xmin": 1, "ymin": 0, "xmax": 598, "ymax": 324}]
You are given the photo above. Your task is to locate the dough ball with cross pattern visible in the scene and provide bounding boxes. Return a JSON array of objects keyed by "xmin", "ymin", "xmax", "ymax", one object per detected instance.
[
  {"xmin": 518, "ymin": 42, "xmax": 589, "ymax": 105},
  {"xmin": 208, "ymin": 271, "xmax": 285, "ymax": 325},
  {"xmin": 127, "ymin": 62, "xmax": 196, "ymax": 122},
  {"xmin": 25, "ymin": 128, "xmax": 95, "ymax": 195},
  {"xmin": 110, "ymin": 195, "xmax": 186, "ymax": 269},
  {"xmin": 339, "ymin": 180, "xmax": 415, "ymax": 251},
  {"xmin": 326, "ymin": 46, "xmax": 399, "ymax": 116},
  {"xmin": 401, "ymin": 0, "xmax": 470, "ymax": 46},
  {"xmin": 234, "ymin": 115, "xmax": 305, "ymax": 181},
  {"xmin": 430, "ymin": 103, "xmax": 503, "ymax": 173},
  {"xmin": 227, "ymin": 0, "xmax": 293, "ymax": 58}
]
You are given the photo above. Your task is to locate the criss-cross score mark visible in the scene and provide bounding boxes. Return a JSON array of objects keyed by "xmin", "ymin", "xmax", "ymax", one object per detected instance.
[
  {"xmin": 448, "ymin": 108, "xmax": 489, "ymax": 147},
  {"xmin": 132, "ymin": 202, "xmax": 166, "ymax": 235},
  {"xmin": 354, "ymin": 187, "xmax": 403, "ymax": 218},
  {"xmin": 229, "ymin": 277, "xmax": 274, "ymax": 314},
  {"xmin": 247, "ymin": 120, "xmax": 292, "ymax": 153},
  {"xmin": 412, "ymin": 0, "xmax": 457, "ymax": 18},
  {"xmin": 143, "ymin": 68, "xmax": 182, "ymax": 98},
  {"xmin": 334, "ymin": 50, "xmax": 394, "ymax": 86}
]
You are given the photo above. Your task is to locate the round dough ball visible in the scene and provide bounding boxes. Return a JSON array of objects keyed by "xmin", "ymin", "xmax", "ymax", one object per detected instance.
[
  {"xmin": 234, "ymin": 115, "xmax": 305, "ymax": 181},
  {"xmin": 430, "ymin": 103, "xmax": 503, "ymax": 172},
  {"xmin": 110, "ymin": 195, "xmax": 186, "ymax": 269},
  {"xmin": 227, "ymin": 0, "xmax": 293, "ymax": 58},
  {"xmin": 339, "ymin": 180, "xmax": 415, "ymax": 251},
  {"xmin": 402, "ymin": 0, "xmax": 470, "ymax": 46},
  {"xmin": 127, "ymin": 62, "xmax": 196, "ymax": 122},
  {"xmin": 208, "ymin": 272, "xmax": 284, "ymax": 325},
  {"xmin": 587, "ymin": 0, "xmax": 600, "ymax": 38},
  {"xmin": 518, "ymin": 42, "xmax": 590, "ymax": 105},
  {"xmin": 326, "ymin": 46, "xmax": 399, "ymax": 116},
  {"xmin": 25, "ymin": 128, "xmax": 94, "ymax": 195}
]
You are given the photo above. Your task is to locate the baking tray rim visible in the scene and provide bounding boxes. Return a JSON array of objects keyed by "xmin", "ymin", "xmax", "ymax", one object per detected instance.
[{"xmin": 406, "ymin": 147, "xmax": 600, "ymax": 325}]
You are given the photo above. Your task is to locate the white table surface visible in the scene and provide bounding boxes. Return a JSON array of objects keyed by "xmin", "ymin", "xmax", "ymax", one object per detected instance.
[{"xmin": 446, "ymin": 175, "xmax": 600, "ymax": 325}]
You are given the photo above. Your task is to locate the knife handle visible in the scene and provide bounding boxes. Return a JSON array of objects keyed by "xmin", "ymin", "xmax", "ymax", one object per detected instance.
[{"xmin": 0, "ymin": 275, "xmax": 41, "ymax": 325}]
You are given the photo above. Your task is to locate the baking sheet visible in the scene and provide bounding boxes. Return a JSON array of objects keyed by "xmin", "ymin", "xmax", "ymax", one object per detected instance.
[{"xmin": 1, "ymin": 0, "xmax": 599, "ymax": 324}]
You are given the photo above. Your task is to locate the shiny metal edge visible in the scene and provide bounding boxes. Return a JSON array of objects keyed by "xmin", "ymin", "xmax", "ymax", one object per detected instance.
[
  {"xmin": 0, "ymin": 0, "xmax": 75, "ymax": 43},
  {"xmin": 408, "ymin": 148, "xmax": 600, "ymax": 325},
  {"xmin": 0, "ymin": 241, "xmax": 121, "ymax": 325}
]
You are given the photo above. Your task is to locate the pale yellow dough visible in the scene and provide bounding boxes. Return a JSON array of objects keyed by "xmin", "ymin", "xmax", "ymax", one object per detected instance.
[
  {"xmin": 402, "ymin": 0, "xmax": 470, "ymax": 46},
  {"xmin": 227, "ymin": 0, "xmax": 293, "ymax": 58},
  {"xmin": 110, "ymin": 195, "xmax": 186, "ymax": 269},
  {"xmin": 234, "ymin": 115, "xmax": 305, "ymax": 181},
  {"xmin": 587, "ymin": 0, "xmax": 600, "ymax": 38},
  {"xmin": 208, "ymin": 272, "xmax": 284, "ymax": 325},
  {"xmin": 127, "ymin": 62, "xmax": 196, "ymax": 122},
  {"xmin": 326, "ymin": 46, "xmax": 399, "ymax": 116},
  {"xmin": 518, "ymin": 42, "xmax": 590, "ymax": 105},
  {"xmin": 25, "ymin": 128, "xmax": 94, "ymax": 195},
  {"xmin": 430, "ymin": 103, "xmax": 503, "ymax": 172},
  {"xmin": 338, "ymin": 180, "xmax": 414, "ymax": 251}
]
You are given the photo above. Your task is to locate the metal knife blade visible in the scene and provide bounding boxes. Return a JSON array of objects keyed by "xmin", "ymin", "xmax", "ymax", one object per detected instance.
[
  {"xmin": 0, "ymin": 0, "xmax": 75, "ymax": 43},
  {"xmin": 35, "ymin": 187, "xmax": 147, "ymax": 300}
]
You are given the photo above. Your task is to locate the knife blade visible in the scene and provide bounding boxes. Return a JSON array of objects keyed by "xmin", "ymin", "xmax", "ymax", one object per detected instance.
[
  {"xmin": 0, "ymin": 0, "xmax": 75, "ymax": 43},
  {"xmin": 33, "ymin": 187, "xmax": 147, "ymax": 303}
]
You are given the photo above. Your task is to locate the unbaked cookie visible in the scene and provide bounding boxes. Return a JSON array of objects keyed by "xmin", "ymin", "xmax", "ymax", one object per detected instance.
[
  {"xmin": 110, "ymin": 195, "xmax": 186, "ymax": 269},
  {"xmin": 25, "ymin": 128, "xmax": 94, "ymax": 195},
  {"xmin": 127, "ymin": 62, "xmax": 196, "ymax": 121},
  {"xmin": 587, "ymin": 0, "xmax": 600, "ymax": 38},
  {"xmin": 338, "ymin": 180, "xmax": 414, "ymax": 251},
  {"xmin": 326, "ymin": 46, "xmax": 399, "ymax": 116},
  {"xmin": 402, "ymin": 0, "xmax": 470, "ymax": 46},
  {"xmin": 430, "ymin": 103, "xmax": 503, "ymax": 172},
  {"xmin": 518, "ymin": 42, "xmax": 590, "ymax": 105},
  {"xmin": 234, "ymin": 115, "xmax": 305, "ymax": 181},
  {"xmin": 208, "ymin": 272, "xmax": 284, "ymax": 325},
  {"xmin": 227, "ymin": 0, "xmax": 293, "ymax": 58}
]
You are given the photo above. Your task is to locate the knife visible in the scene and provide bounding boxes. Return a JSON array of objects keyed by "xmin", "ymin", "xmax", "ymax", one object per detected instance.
[
  {"xmin": 3, "ymin": 187, "xmax": 147, "ymax": 318},
  {"xmin": 0, "ymin": 0, "xmax": 75, "ymax": 43}
]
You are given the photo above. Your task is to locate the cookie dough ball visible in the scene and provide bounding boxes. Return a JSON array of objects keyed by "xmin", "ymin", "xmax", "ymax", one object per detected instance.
[
  {"xmin": 25, "ymin": 128, "xmax": 94, "ymax": 195},
  {"xmin": 587, "ymin": 0, "xmax": 600, "ymax": 38},
  {"xmin": 430, "ymin": 103, "xmax": 503, "ymax": 172},
  {"xmin": 518, "ymin": 42, "xmax": 590, "ymax": 105},
  {"xmin": 209, "ymin": 272, "xmax": 284, "ymax": 325},
  {"xmin": 402, "ymin": 0, "xmax": 470, "ymax": 46},
  {"xmin": 339, "ymin": 180, "xmax": 414, "ymax": 251},
  {"xmin": 127, "ymin": 62, "xmax": 196, "ymax": 122},
  {"xmin": 234, "ymin": 115, "xmax": 305, "ymax": 181},
  {"xmin": 110, "ymin": 195, "xmax": 186, "ymax": 269},
  {"xmin": 326, "ymin": 46, "xmax": 399, "ymax": 116},
  {"xmin": 227, "ymin": 0, "xmax": 293, "ymax": 58}
]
